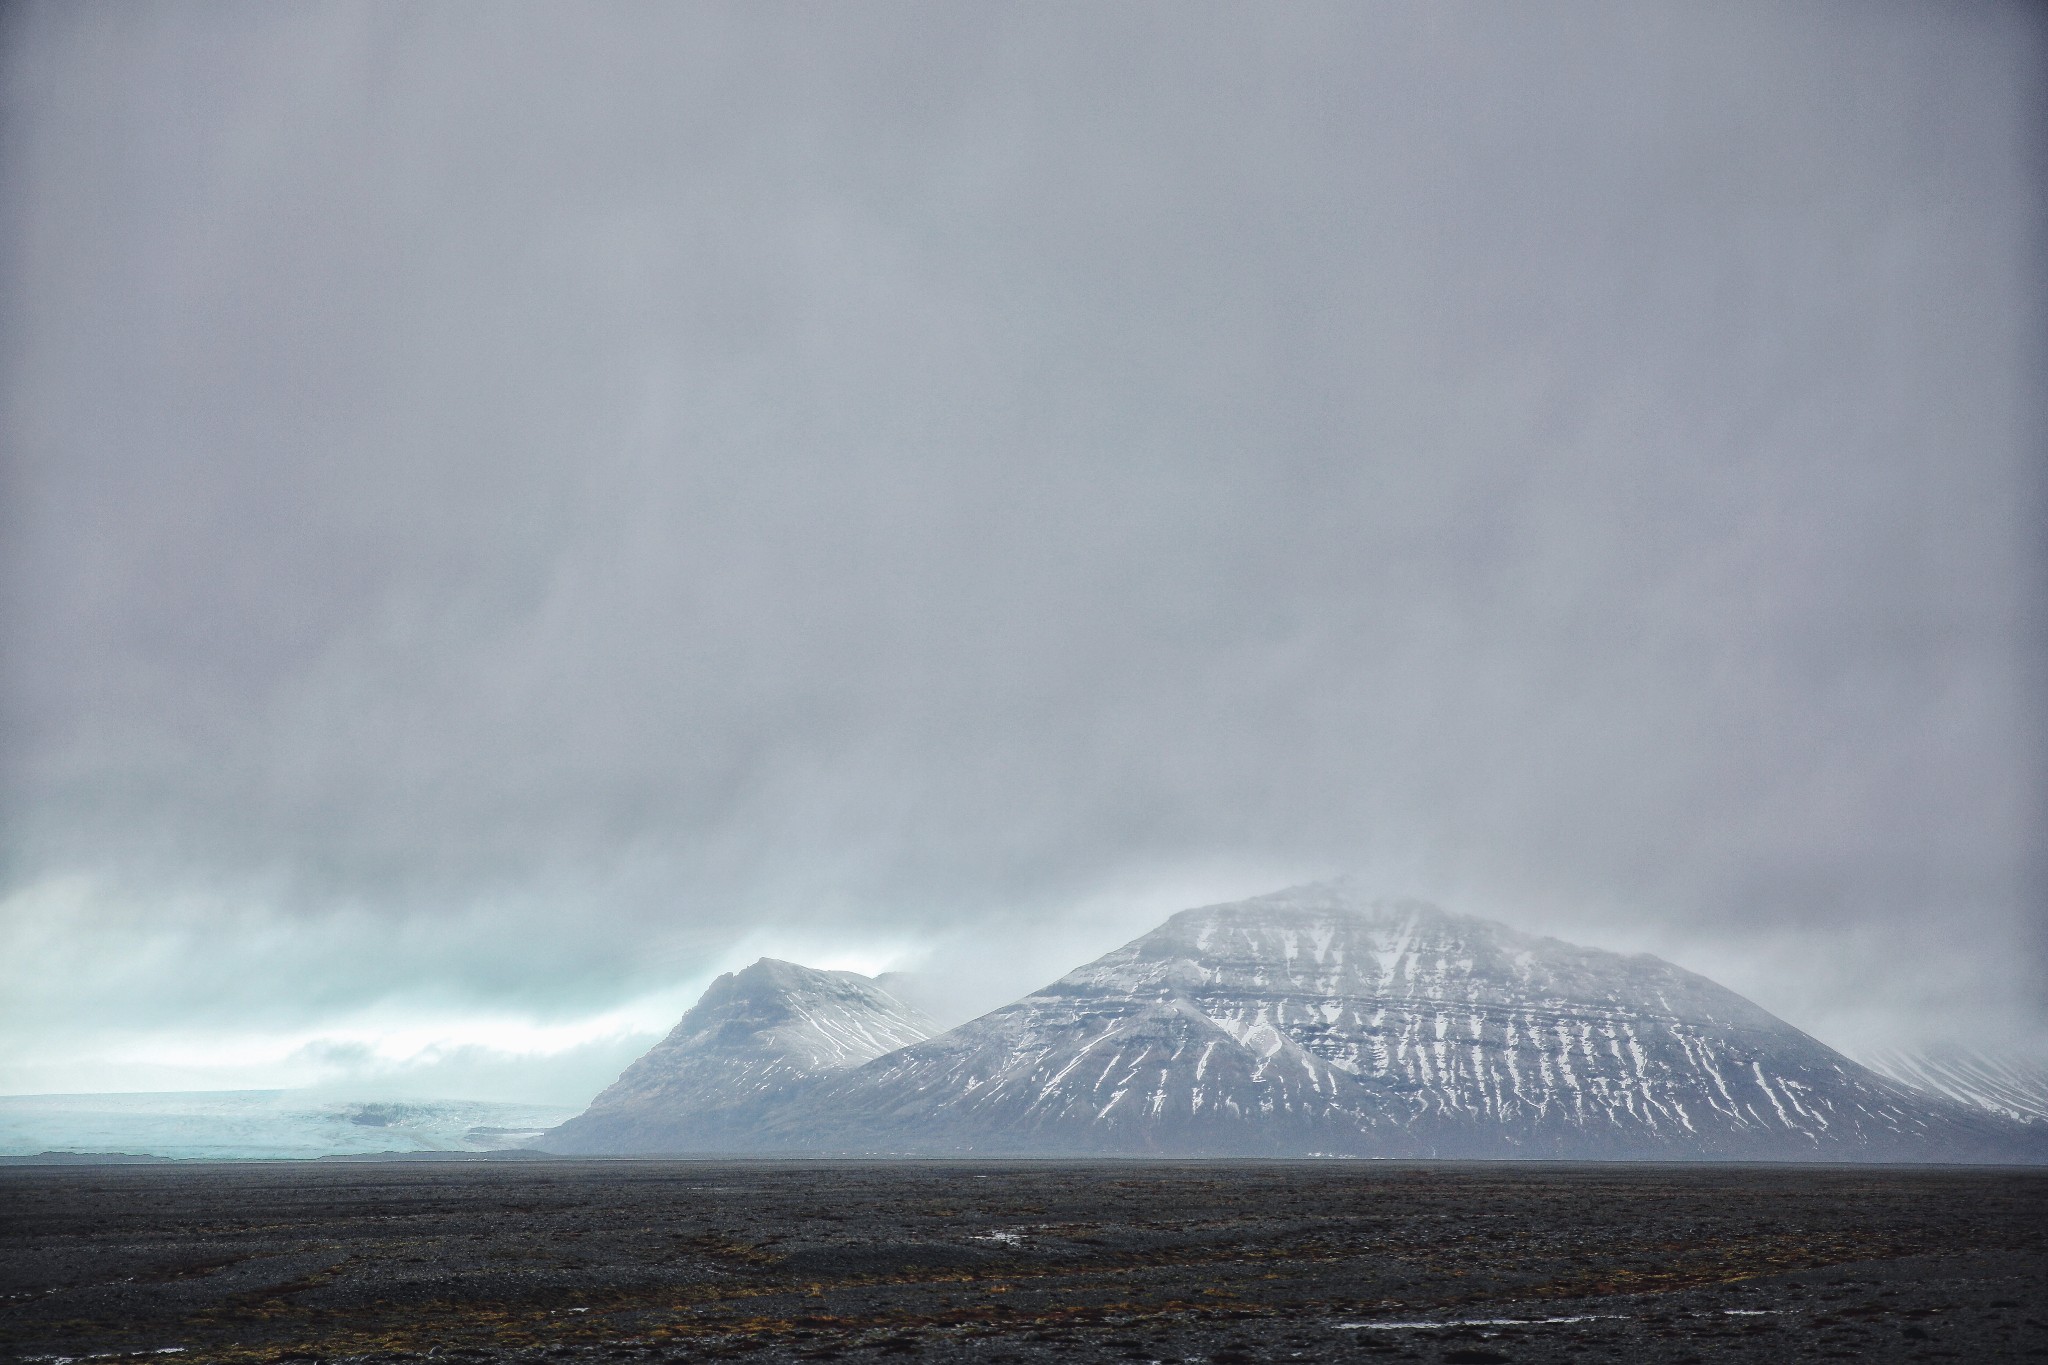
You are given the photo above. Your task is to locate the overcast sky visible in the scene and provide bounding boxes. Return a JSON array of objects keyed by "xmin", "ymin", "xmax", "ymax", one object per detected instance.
[{"xmin": 2, "ymin": 2, "xmax": 2042, "ymax": 1102}]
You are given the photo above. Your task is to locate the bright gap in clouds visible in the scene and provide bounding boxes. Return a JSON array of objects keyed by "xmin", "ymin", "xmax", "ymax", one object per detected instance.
[
  {"xmin": 0, "ymin": 883, "xmax": 961, "ymax": 1103},
  {"xmin": 1, "ymin": 989, "xmax": 701, "ymax": 1105}
]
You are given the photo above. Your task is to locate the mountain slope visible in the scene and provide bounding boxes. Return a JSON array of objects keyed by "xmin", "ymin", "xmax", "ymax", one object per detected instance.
[
  {"xmin": 545, "ymin": 959, "xmax": 936, "ymax": 1153},
  {"xmin": 766, "ymin": 883, "xmax": 2040, "ymax": 1160},
  {"xmin": 1859, "ymin": 1045, "xmax": 2048, "ymax": 1127}
]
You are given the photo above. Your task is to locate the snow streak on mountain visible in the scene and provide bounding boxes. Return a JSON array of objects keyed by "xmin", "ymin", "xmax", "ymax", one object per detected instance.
[
  {"xmin": 1859, "ymin": 1046, "xmax": 2048, "ymax": 1127},
  {"xmin": 545, "ymin": 959, "xmax": 937, "ymax": 1153},
  {"xmin": 546, "ymin": 884, "xmax": 2046, "ymax": 1161}
]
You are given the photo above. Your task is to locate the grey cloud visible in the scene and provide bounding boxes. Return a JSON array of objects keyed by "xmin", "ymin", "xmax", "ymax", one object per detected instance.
[{"xmin": 1, "ymin": 1, "xmax": 2042, "ymax": 1074}]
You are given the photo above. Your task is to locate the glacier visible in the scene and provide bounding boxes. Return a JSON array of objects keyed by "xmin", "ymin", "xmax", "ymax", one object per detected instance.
[{"xmin": 0, "ymin": 1091, "xmax": 577, "ymax": 1161}]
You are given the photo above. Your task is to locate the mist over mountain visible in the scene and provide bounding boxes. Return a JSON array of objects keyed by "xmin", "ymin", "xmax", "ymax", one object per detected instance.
[{"xmin": 546, "ymin": 884, "xmax": 2045, "ymax": 1162}]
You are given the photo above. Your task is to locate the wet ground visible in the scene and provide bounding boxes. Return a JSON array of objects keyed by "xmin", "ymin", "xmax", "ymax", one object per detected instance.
[{"xmin": 1, "ymin": 1160, "xmax": 2043, "ymax": 1363}]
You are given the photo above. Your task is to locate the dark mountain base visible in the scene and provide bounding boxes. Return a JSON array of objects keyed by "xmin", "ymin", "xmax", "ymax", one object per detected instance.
[{"xmin": 4, "ymin": 1161, "xmax": 2044, "ymax": 1364}]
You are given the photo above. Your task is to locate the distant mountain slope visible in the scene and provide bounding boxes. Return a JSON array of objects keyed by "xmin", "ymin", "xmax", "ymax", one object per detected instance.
[
  {"xmin": 767, "ymin": 883, "xmax": 2040, "ymax": 1160},
  {"xmin": 1859, "ymin": 1046, "xmax": 2048, "ymax": 1127},
  {"xmin": 545, "ymin": 959, "xmax": 937, "ymax": 1153}
]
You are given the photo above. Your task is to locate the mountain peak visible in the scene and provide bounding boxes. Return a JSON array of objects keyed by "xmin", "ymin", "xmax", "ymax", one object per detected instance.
[{"xmin": 543, "ymin": 960, "xmax": 937, "ymax": 1154}]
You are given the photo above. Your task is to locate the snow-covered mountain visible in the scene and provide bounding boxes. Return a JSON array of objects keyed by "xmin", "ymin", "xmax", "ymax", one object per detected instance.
[
  {"xmin": 545, "ymin": 958, "xmax": 937, "ymax": 1153},
  {"xmin": 546, "ymin": 884, "xmax": 2046, "ymax": 1162},
  {"xmin": 1859, "ymin": 1045, "xmax": 2048, "ymax": 1127}
]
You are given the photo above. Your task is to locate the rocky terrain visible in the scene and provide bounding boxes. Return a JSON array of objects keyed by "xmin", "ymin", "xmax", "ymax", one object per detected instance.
[
  {"xmin": 548, "ymin": 882, "xmax": 2045, "ymax": 1161},
  {"xmin": 2, "ymin": 1159, "xmax": 2042, "ymax": 1364}
]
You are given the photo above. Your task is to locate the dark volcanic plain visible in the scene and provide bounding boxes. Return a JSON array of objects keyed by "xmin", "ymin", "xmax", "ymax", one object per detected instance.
[{"xmin": 1, "ymin": 1161, "xmax": 2043, "ymax": 1364}]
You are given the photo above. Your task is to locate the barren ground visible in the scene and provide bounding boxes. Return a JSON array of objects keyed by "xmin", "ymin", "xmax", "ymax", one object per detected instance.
[{"xmin": 2, "ymin": 1160, "xmax": 2043, "ymax": 1363}]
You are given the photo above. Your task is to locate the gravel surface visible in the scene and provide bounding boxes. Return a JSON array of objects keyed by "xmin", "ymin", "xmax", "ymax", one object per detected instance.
[{"xmin": 2, "ymin": 1160, "xmax": 2043, "ymax": 1363}]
